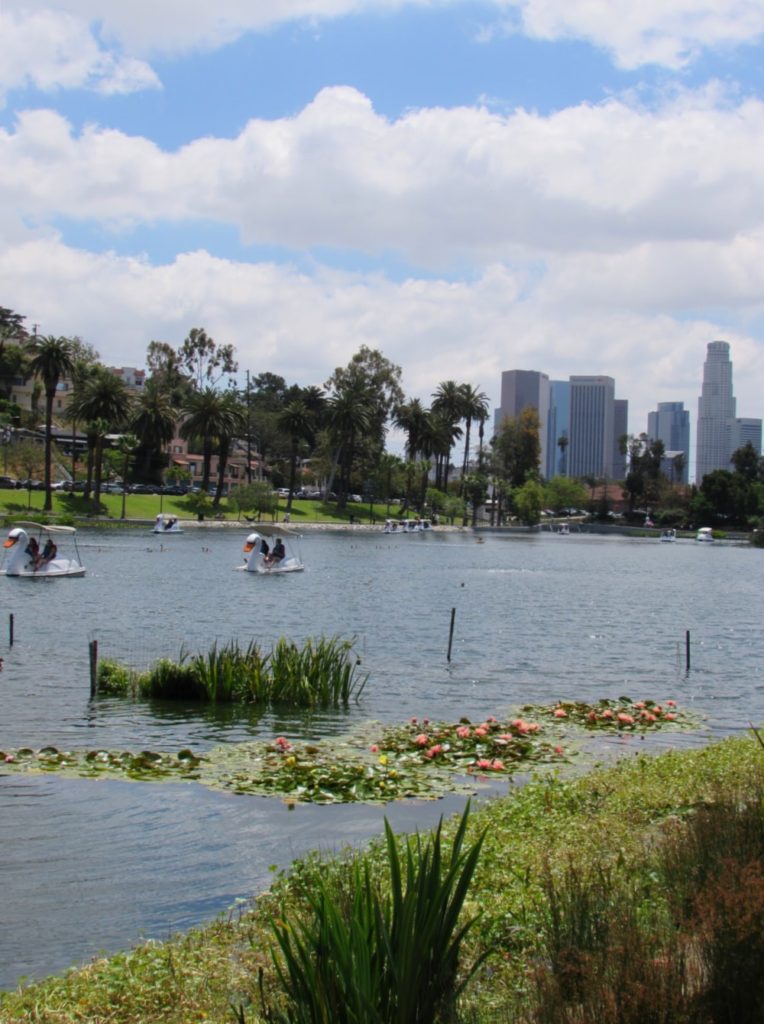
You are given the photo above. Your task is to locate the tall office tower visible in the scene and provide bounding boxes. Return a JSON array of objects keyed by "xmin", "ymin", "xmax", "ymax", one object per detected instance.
[
  {"xmin": 495, "ymin": 370, "xmax": 551, "ymax": 476},
  {"xmin": 546, "ymin": 380, "xmax": 570, "ymax": 477},
  {"xmin": 647, "ymin": 402, "xmax": 690, "ymax": 483},
  {"xmin": 568, "ymin": 376, "xmax": 615, "ymax": 478},
  {"xmin": 612, "ymin": 399, "xmax": 629, "ymax": 480},
  {"xmin": 696, "ymin": 341, "xmax": 736, "ymax": 482}
]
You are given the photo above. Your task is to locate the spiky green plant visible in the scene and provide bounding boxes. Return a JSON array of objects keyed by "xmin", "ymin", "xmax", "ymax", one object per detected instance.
[{"xmin": 262, "ymin": 803, "xmax": 486, "ymax": 1024}]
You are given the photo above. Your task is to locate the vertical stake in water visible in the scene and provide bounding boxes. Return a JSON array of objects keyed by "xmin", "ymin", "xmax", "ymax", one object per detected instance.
[
  {"xmin": 447, "ymin": 607, "xmax": 456, "ymax": 662},
  {"xmin": 9, "ymin": 613, "xmax": 13, "ymax": 646},
  {"xmin": 685, "ymin": 630, "xmax": 690, "ymax": 672},
  {"xmin": 89, "ymin": 639, "xmax": 98, "ymax": 697}
]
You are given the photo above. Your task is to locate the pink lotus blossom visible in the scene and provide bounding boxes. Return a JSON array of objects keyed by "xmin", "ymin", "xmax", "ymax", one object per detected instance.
[
  {"xmin": 653, "ymin": 705, "xmax": 663, "ymax": 714},
  {"xmin": 475, "ymin": 758, "xmax": 493, "ymax": 770},
  {"xmin": 554, "ymin": 708, "xmax": 567, "ymax": 719},
  {"xmin": 456, "ymin": 726, "xmax": 471, "ymax": 739},
  {"xmin": 617, "ymin": 713, "xmax": 634, "ymax": 725},
  {"xmin": 425, "ymin": 744, "xmax": 443, "ymax": 759},
  {"xmin": 490, "ymin": 759, "xmax": 505, "ymax": 771},
  {"xmin": 526, "ymin": 722, "xmax": 540, "ymax": 733},
  {"xmin": 423, "ymin": 718, "xmax": 430, "ymax": 725},
  {"xmin": 587, "ymin": 711, "xmax": 598, "ymax": 723},
  {"xmin": 410, "ymin": 717, "xmax": 418, "ymax": 724},
  {"xmin": 486, "ymin": 715, "xmax": 497, "ymax": 723},
  {"xmin": 370, "ymin": 744, "xmax": 379, "ymax": 753},
  {"xmin": 634, "ymin": 701, "xmax": 646, "ymax": 709},
  {"xmin": 414, "ymin": 733, "xmax": 429, "ymax": 747},
  {"xmin": 474, "ymin": 727, "xmax": 488, "ymax": 738},
  {"xmin": 4, "ymin": 754, "xmax": 14, "ymax": 763},
  {"xmin": 554, "ymin": 746, "xmax": 563, "ymax": 755},
  {"xmin": 664, "ymin": 712, "xmax": 676, "ymax": 721},
  {"xmin": 602, "ymin": 709, "xmax": 614, "ymax": 719},
  {"xmin": 274, "ymin": 736, "xmax": 292, "ymax": 751},
  {"xmin": 666, "ymin": 700, "xmax": 676, "ymax": 707}
]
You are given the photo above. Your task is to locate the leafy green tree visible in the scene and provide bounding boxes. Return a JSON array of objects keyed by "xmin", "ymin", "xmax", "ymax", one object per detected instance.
[
  {"xmin": 462, "ymin": 473, "xmax": 489, "ymax": 525},
  {"xmin": 28, "ymin": 335, "xmax": 75, "ymax": 511},
  {"xmin": 492, "ymin": 408, "xmax": 541, "ymax": 489},
  {"xmin": 731, "ymin": 442, "xmax": 762, "ymax": 483},
  {"xmin": 231, "ymin": 481, "xmax": 277, "ymax": 521},
  {"xmin": 211, "ymin": 391, "xmax": 246, "ymax": 508},
  {"xmin": 325, "ymin": 382, "xmax": 373, "ymax": 508},
  {"xmin": 14, "ymin": 440, "xmax": 46, "ymax": 508},
  {"xmin": 514, "ymin": 478, "xmax": 545, "ymax": 526},
  {"xmin": 179, "ymin": 327, "xmax": 238, "ymax": 389},
  {"xmin": 544, "ymin": 476, "xmax": 590, "ymax": 514}
]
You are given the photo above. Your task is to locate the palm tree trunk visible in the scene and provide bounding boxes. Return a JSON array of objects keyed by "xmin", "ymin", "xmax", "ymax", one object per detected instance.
[{"xmin": 43, "ymin": 391, "xmax": 54, "ymax": 512}]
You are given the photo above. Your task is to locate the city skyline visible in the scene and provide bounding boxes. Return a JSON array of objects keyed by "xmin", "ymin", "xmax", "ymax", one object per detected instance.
[{"xmin": 1, "ymin": 2, "xmax": 764, "ymax": 441}]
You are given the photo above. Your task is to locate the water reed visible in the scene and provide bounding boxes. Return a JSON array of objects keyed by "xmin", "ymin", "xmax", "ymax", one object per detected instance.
[{"xmin": 97, "ymin": 636, "xmax": 366, "ymax": 707}]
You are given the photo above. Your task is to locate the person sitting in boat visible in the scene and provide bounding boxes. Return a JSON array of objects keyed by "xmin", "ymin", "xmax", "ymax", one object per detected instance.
[
  {"xmin": 38, "ymin": 538, "xmax": 57, "ymax": 568},
  {"xmin": 164, "ymin": 516, "xmax": 177, "ymax": 530},
  {"xmin": 25, "ymin": 535, "xmax": 40, "ymax": 569},
  {"xmin": 269, "ymin": 538, "xmax": 286, "ymax": 565}
]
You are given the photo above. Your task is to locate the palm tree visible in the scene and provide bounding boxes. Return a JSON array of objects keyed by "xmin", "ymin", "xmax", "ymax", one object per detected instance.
[
  {"xmin": 557, "ymin": 434, "xmax": 569, "ymax": 476},
  {"xmin": 459, "ymin": 385, "xmax": 489, "ymax": 494},
  {"xmin": 28, "ymin": 335, "xmax": 75, "ymax": 511},
  {"xmin": 431, "ymin": 381, "xmax": 466, "ymax": 492},
  {"xmin": 130, "ymin": 380, "xmax": 177, "ymax": 482},
  {"xmin": 325, "ymin": 383, "xmax": 372, "ymax": 508},
  {"xmin": 67, "ymin": 370, "xmax": 133, "ymax": 509},
  {"xmin": 117, "ymin": 433, "xmax": 139, "ymax": 519},
  {"xmin": 180, "ymin": 387, "xmax": 228, "ymax": 493},
  {"xmin": 277, "ymin": 400, "xmax": 314, "ymax": 513},
  {"xmin": 211, "ymin": 392, "xmax": 246, "ymax": 508}
]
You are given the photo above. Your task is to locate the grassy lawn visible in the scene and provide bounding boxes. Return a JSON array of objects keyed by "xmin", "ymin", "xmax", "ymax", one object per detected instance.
[{"xmin": 0, "ymin": 490, "xmax": 407, "ymax": 526}]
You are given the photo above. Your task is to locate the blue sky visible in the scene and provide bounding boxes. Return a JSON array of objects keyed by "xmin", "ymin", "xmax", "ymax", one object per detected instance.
[{"xmin": 2, "ymin": 1, "xmax": 764, "ymax": 464}]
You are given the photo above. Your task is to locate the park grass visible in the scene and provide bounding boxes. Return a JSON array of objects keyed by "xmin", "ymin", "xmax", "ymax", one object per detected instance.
[
  {"xmin": 1, "ymin": 734, "xmax": 762, "ymax": 1023},
  {"xmin": 0, "ymin": 491, "xmax": 400, "ymax": 526}
]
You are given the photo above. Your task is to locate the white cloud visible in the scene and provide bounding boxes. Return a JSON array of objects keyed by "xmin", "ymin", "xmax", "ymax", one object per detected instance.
[
  {"xmin": 3, "ymin": 85, "xmax": 764, "ymax": 274},
  {"xmin": 3, "ymin": 237, "xmax": 763, "ymax": 446},
  {"xmin": 3, "ymin": 0, "xmax": 763, "ymax": 86},
  {"xmin": 0, "ymin": 9, "xmax": 159, "ymax": 102},
  {"xmin": 497, "ymin": 0, "xmax": 764, "ymax": 69}
]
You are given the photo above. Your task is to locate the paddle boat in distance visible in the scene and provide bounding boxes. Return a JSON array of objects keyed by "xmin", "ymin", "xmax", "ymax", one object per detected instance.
[
  {"xmin": 696, "ymin": 527, "xmax": 714, "ymax": 543},
  {"xmin": 384, "ymin": 517, "xmax": 433, "ymax": 534},
  {"xmin": 153, "ymin": 514, "xmax": 183, "ymax": 534},
  {"xmin": 237, "ymin": 527, "xmax": 304, "ymax": 574},
  {"xmin": 1, "ymin": 522, "xmax": 86, "ymax": 578},
  {"xmin": 660, "ymin": 528, "xmax": 677, "ymax": 542}
]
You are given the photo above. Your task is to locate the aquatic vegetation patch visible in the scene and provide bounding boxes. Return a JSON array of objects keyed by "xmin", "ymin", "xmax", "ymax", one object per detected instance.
[
  {"xmin": 96, "ymin": 636, "xmax": 367, "ymax": 707},
  {"xmin": 526, "ymin": 697, "xmax": 698, "ymax": 730},
  {"xmin": 0, "ymin": 703, "xmax": 700, "ymax": 804}
]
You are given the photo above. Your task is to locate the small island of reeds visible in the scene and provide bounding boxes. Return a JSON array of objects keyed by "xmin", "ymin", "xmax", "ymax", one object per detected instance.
[{"xmin": 96, "ymin": 636, "xmax": 366, "ymax": 707}]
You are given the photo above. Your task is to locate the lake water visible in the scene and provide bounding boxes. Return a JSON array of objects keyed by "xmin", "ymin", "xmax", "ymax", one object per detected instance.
[{"xmin": 1, "ymin": 524, "xmax": 762, "ymax": 989}]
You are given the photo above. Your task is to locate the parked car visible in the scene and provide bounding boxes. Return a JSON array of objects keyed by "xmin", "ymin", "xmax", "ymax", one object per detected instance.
[
  {"xmin": 128, "ymin": 483, "xmax": 158, "ymax": 494},
  {"xmin": 161, "ymin": 485, "xmax": 188, "ymax": 495},
  {"xmin": 276, "ymin": 488, "xmax": 291, "ymax": 498},
  {"xmin": 349, "ymin": 494, "xmax": 363, "ymax": 503},
  {"xmin": 63, "ymin": 480, "xmax": 86, "ymax": 491},
  {"xmin": 102, "ymin": 483, "xmax": 125, "ymax": 494},
  {"xmin": 0, "ymin": 475, "xmax": 17, "ymax": 489}
]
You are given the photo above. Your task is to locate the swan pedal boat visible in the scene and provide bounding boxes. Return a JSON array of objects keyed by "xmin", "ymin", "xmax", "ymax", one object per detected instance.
[
  {"xmin": 237, "ymin": 527, "xmax": 304, "ymax": 574},
  {"xmin": 383, "ymin": 518, "xmax": 433, "ymax": 534},
  {"xmin": 153, "ymin": 514, "xmax": 183, "ymax": 534},
  {"xmin": 1, "ymin": 522, "xmax": 86, "ymax": 578}
]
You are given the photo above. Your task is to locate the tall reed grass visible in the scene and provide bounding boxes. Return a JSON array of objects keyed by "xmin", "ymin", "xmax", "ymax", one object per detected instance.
[{"xmin": 97, "ymin": 636, "xmax": 366, "ymax": 707}]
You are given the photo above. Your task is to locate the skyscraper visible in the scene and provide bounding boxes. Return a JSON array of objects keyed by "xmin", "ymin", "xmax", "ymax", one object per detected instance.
[
  {"xmin": 647, "ymin": 402, "xmax": 690, "ymax": 483},
  {"xmin": 568, "ymin": 376, "xmax": 615, "ymax": 479},
  {"xmin": 696, "ymin": 341, "xmax": 736, "ymax": 483},
  {"xmin": 546, "ymin": 380, "xmax": 570, "ymax": 478}
]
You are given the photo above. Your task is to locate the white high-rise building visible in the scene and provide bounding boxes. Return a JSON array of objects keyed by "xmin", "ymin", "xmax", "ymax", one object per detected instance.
[
  {"xmin": 568, "ymin": 376, "xmax": 615, "ymax": 479},
  {"xmin": 696, "ymin": 341, "xmax": 736, "ymax": 483}
]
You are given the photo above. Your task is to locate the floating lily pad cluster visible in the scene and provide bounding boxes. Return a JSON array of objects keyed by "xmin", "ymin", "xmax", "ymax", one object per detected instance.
[
  {"xmin": 0, "ymin": 700, "xmax": 698, "ymax": 804},
  {"xmin": 528, "ymin": 697, "xmax": 693, "ymax": 730}
]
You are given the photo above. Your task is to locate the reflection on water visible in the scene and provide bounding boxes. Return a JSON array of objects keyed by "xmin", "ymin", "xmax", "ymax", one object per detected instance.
[{"xmin": 1, "ymin": 526, "xmax": 762, "ymax": 988}]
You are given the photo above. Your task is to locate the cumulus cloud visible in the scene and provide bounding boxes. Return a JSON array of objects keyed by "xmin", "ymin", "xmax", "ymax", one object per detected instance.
[
  {"xmin": 3, "ymin": 0, "xmax": 762, "ymax": 83},
  {"xmin": 2, "ymin": 237, "xmax": 762, "ymax": 441},
  {"xmin": 495, "ymin": 0, "xmax": 764, "ymax": 69},
  {"xmin": 0, "ymin": 9, "xmax": 160, "ymax": 102},
  {"xmin": 2, "ymin": 85, "xmax": 764, "ymax": 275}
]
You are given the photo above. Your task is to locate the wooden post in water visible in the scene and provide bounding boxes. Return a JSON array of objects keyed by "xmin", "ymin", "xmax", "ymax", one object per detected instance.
[
  {"xmin": 447, "ymin": 607, "xmax": 456, "ymax": 662},
  {"xmin": 89, "ymin": 640, "xmax": 98, "ymax": 697},
  {"xmin": 685, "ymin": 630, "xmax": 691, "ymax": 672},
  {"xmin": 9, "ymin": 613, "xmax": 13, "ymax": 646}
]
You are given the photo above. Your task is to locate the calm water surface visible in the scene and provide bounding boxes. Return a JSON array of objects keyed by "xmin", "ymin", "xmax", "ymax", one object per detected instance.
[{"xmin": 1, "ymin": 525, "xmax": 762, "ymax": 988}]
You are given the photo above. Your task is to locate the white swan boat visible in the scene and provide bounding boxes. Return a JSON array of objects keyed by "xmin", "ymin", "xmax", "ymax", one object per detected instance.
[
  {"xmin": 660, "ymin": 528, "xmax": 677, "ymax": 542},
  {"xmin": 696, "ymin": 527, "xmax": 714, "ymax": 543},
  {"xmin": 1, "ymin": 522, "xmax": 86, "ymax": 578},
  {"xmin": 237, "ymin": 527, "xmax": 304, "ymax": 574},
  {"xmin": 153, "ymin": 514, "xmax": 183, "ymax": 534},
  {"xmin": 383, "ymin": 517, "xmax": 433, "ymax": 534}
]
